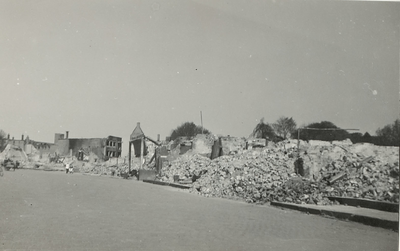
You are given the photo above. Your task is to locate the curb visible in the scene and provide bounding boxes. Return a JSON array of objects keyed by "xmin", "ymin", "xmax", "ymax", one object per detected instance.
[
  {"xmin": 19, "ymin": 168, "xmax": 44, "ymax": 171},
  {"xmin": 328, "ymin": 196, "xmax": 399, "ymax": 213},
  {"xmin": 271, "ymin": 201, "xmax": 398, "ymax": 231},
  {"xmin": 142, "ymin": 179, "xmax": 191, "ymax": 189},
  {"xmin": 81, "ymin": 173, "xmax": 102, "ymax": 177}
]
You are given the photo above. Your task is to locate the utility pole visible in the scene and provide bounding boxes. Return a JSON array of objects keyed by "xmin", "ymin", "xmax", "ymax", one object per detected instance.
[
  {"xmin": 140, "ymin": 136, "xmax": 144, "ymax": 170},
  {"xmin": 200, "ymin": 111, "xmax": 203, "ymax": 134},
  {"xmin": 128, "ymin": 142, "xmax": 131, "ymax": 173}
]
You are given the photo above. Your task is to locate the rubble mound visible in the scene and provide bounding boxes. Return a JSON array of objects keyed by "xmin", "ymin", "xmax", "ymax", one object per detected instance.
[
  {"xmin": 79, "ymin": 162, "xmax": 130, "ymax": 176},
  {"xmin": 158, "ymin": 141, "xmax": 399, "ymax": 205},
  {"xmin": 317, "ymin": 156, "xmax": 399, "ymax": 203},
  {"xmin": 159, "ymin": 152, "xmax": 212, "ymax": 182},
  {"xmin": 161, "ymin": 146, "xmax": 297, "ymax": 203},
  {"xmin": 190, "ymin": 148, "xmax": 297, "ymax": 203}
]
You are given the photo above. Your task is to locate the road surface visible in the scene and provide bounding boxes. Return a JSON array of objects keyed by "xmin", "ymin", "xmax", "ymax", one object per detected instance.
[{"xmin": 0, "ymin": 170, "xmax": 398, "ymax": 251}]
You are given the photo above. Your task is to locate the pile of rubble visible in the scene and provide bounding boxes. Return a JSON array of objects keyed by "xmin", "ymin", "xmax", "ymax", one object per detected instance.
[
  {"xmin": 158, "ymin": 140, "xmax": 399, "ymax": 205},
  {"xmin": 296, "ymin": 141, "xmax": 399, "ymax": 204},
  {"xmin": 160, "ymin": 145, "xmax": 297, "ymax": 203},
  {"xmin": 159, "ymin": 152, "xmax": 212, "ymax": 182},
  {"xmin": 190, "ymin": 148, "xmax": 297, "ymax": 203},
  {"xmin": 79, "ymin": 162, "xmax": 129, "ymax": 176},
  {"xmin": 77, "ymin": 155, "xmax": 158, "ymax": 178},
  {"xmin": 316, "ymin": 154, "xmax": 399, "ymax": 203}
]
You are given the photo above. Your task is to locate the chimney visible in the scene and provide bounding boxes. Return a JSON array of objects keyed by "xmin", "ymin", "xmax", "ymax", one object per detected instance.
[
  {"xmin": 22, "ymin": 134, "xmax": 24, "ymax": 140},
  {"xmin": 7, "ymin": 134, "xmax": 9, "ymax": 139},
  {"xmin": 157, "ymin": 134, "xmax": 160, "ymax": 142},
  {"xmin": 66, "ymin": 131, "xmax": 69, "ymax": 139}
]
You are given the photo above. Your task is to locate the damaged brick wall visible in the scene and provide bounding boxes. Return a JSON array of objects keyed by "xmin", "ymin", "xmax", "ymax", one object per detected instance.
[{"xmin": 68, "ymin": 138, "xmax": 105, "ymax": 161}]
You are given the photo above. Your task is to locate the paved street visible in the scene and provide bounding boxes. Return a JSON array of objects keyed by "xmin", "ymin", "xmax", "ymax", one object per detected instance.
[{"xmin": 0, "ymin": 170, "xmax": 398, "ymax": 251}]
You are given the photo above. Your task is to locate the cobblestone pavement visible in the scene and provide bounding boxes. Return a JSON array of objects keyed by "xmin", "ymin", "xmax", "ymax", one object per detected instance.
[{"xmin": 0, "ymin": 170, "xmax": 398, "ymax": 251}]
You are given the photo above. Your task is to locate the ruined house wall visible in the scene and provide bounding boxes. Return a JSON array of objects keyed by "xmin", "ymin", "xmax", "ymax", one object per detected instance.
[
  {"xmin": 68, "ymin": 138, "xmax": 106, "ymax": 162},
  {"xmin": 8, "ymin": 139, "xmax": 25, "ymax": 150},
  {"xmin": 0, "ymin": 144, "xmax": 27, "ymax": 162},
  {"xmin": 192, "ymin": 134, "xmax": 215, "ymax": 158},
  {"xmin": 30, "ymin": 142, "xmax": 54, "ymax": 155},
  {"xmin": 54, "ymin": 133, "xmax": 64, "ymax": 143},
  {"xmin": 105, "ymin": 136, "xmax": 122, "ymax": 157},
  {"xmin": 220, "ymin": 136, "xmax": 246, "ymax": 156},
  {"xmin": 24, "ymin": 143, "xmax": 57, "ymax": 162},
  {"xmin": 54, "ymin": 137, "xmax": 121, "ymax": 162},
  {"xmin": 4, "ymin": 138, "xmax": 56, "ymax": 162},
  {"xmin": 56, "ymin": 139, "xmax": 70, "ymax": 156},
  {"xmin": 3, "ymin": 134, "xmax": 118, "ymax": 164}
]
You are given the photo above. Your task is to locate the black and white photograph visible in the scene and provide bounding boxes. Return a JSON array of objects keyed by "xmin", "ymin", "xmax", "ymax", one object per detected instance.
[{"xmin": 0, "ymin": 1, "xmax": 399, "ymax": 250}]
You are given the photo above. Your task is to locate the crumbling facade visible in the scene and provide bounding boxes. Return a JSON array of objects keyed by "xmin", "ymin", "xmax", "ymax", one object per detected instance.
[
  {"xmin": 1, "ymin": 134, "xmax": 56, "ymax": 161},
  {"xmin": 54, "ymin": 132, "xmax": 122, "ymax": 162},
  {"xmin": 2, "ymin": 132, "xmax": 122, "ymax": 163},
  {"xmin": 105, "ymin": 136, "xmax": 122, "ymax": 158}
]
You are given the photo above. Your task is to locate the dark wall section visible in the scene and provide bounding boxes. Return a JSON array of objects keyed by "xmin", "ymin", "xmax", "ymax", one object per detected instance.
[{"xmin": 68, "ymin": 138, "xmax": 106, "ymax": 160}]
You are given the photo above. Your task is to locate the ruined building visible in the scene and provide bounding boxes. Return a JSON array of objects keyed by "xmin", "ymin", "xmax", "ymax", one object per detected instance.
[
  {"xmin": 54, "ymin": 132, "xmax": 122, "ymax": 161},
  {"xmin": 2, "ymin": 131, "xmax": 122, "ymax": 163},
  {"xmin": 1, "ymin": 134, "xmax": 56, "ymax": 161}
]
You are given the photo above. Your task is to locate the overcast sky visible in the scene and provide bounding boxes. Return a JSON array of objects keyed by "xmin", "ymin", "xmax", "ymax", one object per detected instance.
[{"xmin": 1, "ymin": 0, "xmax": 399, "ymax": 152}]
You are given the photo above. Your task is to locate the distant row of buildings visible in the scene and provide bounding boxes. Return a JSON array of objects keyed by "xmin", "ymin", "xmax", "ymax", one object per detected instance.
[{"xmin": 3, "ymin": 131, "xmax": 122, "ymax": 162}]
